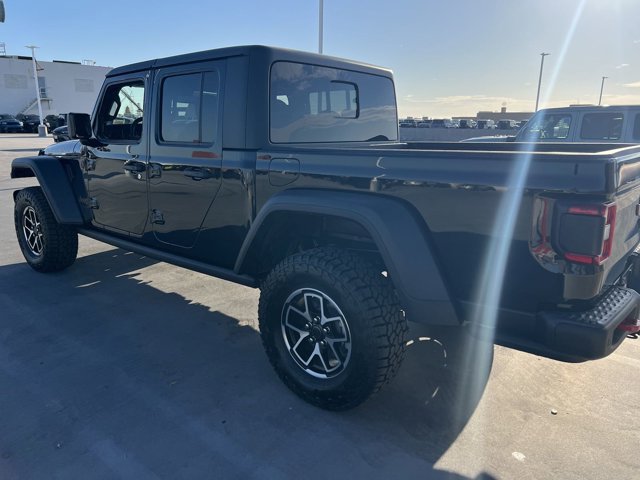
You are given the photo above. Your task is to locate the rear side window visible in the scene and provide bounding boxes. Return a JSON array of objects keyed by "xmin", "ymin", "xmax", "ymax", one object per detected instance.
[
  {"xmin": 96, "ymin": 81, "xmax": 145, "ymax": 143},
  {"xmin": 633, "ymin": 113, "xmax": 640, "ymax": 141},
  {"xmin": 580, "ymin": 112, "xmax": 623, "ymax": 140},
  {"xmin": 270, "ymin": 61, "xmax": 397, "ymax": 143},
  {"xmin": 160, "ymin": 71, "xmax": 220, "ymax": 144},
  {"xmin": 521, "ymin": 114, "xmax": 571, "ymax": 139}
]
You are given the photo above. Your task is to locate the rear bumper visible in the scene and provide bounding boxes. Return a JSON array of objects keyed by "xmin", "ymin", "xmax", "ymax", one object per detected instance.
[{"xmin": 538, "ymin": 286, "xmax": 640, "ymax": 360}]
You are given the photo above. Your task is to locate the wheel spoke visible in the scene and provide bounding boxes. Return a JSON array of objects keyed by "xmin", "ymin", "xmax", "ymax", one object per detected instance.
[
  {"xmin": 301, "ymin": 343, "xmax": 321, "ymax": 367},
  {"xmin": 291, "ymin": 331, "xmax": 310, "ymax": 352},
  {"xmin": 35, "ymin": 234, "xmax": 43, "ymax": 253},
  {"xmin": 302, "ymin": 293, "xmax": 317, "ymax": 318},
  {"xmin": 285, "ymin": 320, "xmax": 308, "ymax": 337},
  {"xmin": 322, "ymin": 315, "xmax": 342, "ymax": 324},
  {"xmin": 316, "ymin": 346, "xmax": 330, "ymax": 372},
  {"xmin": 327, "ymin": 342, "xmax": 342, "ymax": 368},
  {"xmin": 288, "ymin": 305, "xmax": 310, "ymax": 324},
  {"xmin": 323, "ymin": 319, "xmax": 347, "ymax": 342}
]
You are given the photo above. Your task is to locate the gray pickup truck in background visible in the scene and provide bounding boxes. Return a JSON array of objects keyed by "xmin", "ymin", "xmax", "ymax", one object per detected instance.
[{"xmin": 464, "ymin": 105, "xmax": 640, "ymax": 143}]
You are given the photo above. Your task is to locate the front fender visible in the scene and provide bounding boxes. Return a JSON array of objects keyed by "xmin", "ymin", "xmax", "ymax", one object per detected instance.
[
  {"xmin": 11, "ymin": 156, "xmax": 85, "ymax": 225},
  {"xmin": 235, "ymin": 189, "xmax": 460, "ymax": 326}
]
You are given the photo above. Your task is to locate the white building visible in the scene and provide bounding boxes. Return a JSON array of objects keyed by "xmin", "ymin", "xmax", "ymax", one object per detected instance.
[{"xmin": 0, "ymin": 55, "xmax": 111, "ymax": 116}]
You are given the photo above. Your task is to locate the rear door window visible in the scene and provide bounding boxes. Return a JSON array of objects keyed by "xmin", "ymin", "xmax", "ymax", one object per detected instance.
[
  {"xmin": 160, "ymin": 71, "xmax": 220, "ymax": 144},
  {"xmin": 580, "ymin": 112, "xmax": 624, "ymax": 140},
  {"xmin": 270, "ymin": 61, "xmax": 397, "ymax": 143}
]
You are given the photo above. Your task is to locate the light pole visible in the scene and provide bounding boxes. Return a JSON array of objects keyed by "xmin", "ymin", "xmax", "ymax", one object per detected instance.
[
  {"xmin": 318, "ymin": 0, "xmax": 324, "ymax": 54},
  {"xmin": 598, "ymin": 76, "xmax": 608, "ymax": 106},
  {"xmin": 25, "ymin": 45, "xmax": 47, "ymax": 137},
  {"xmin": 535, "ymin": 52, "xmax": 550, "ymax": 112}
]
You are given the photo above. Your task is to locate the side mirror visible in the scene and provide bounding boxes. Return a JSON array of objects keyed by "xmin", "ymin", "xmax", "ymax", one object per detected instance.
[{"xmin": 68, "ymin": 113, "xmax": 92, "ymax": 140}]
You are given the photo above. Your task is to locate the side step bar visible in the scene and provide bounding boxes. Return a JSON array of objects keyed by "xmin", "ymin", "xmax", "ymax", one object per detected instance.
[{"xmin": 77, "ymin": 228, "xmax": 258, "ymax": 288}]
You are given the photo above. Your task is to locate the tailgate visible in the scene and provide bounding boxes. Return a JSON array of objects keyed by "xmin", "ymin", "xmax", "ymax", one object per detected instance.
[
  {"xmin": 530, "ymin": 146, "xmax": 640, "ymax": 300},
  {"xmin": 608, "ymin": 183, "xmax": 640, "ymax": 272}
]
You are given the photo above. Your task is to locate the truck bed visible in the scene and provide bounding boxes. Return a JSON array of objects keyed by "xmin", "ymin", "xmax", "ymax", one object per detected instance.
[{"xmin": 254, "ymin": 141, "xmax": 640, "ymax": 309}]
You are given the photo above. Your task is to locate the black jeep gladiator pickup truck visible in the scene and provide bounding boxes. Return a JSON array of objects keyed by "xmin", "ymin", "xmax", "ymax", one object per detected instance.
[{"xmin": 11, "ymin": 46, "xmax": 640, "ymax": 410}]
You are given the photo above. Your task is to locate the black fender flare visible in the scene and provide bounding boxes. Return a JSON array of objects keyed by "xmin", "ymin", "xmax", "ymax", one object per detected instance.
[
  {"xmin": 235, "ymin": 189, "xmax": 460, "ymax": 326},
  {"xmin": 11, "ymin": 156, "xmax": 85, "ymax": 225}
]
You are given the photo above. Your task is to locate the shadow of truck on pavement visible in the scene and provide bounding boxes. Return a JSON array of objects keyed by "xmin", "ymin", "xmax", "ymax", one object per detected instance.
[{"xmin": 0, "ymin": 248, "xmax": 493, "ymax": 479}]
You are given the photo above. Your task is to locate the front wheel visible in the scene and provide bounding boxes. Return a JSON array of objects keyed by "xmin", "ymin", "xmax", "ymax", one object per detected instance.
[
  {"xmin": 14, "ymin": 187, "xmax": 78, "ymax": 272},
  {"xmin": 259, "ymin": 247, "xmax": 407, "ymax": 410}
]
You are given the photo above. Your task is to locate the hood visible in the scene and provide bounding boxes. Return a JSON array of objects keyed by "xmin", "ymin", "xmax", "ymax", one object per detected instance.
[
  {"xmin": 41, "ymin": 140, "xmax": 82, "ymax": 157},
  {"xmin": 459, "ymin": 135, "xmax": 514, "ymax": 143}
]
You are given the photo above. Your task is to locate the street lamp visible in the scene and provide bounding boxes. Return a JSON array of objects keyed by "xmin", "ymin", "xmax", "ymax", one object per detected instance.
[
  {"xmin": 25, "ymin": 45, "xmax": 47, "ymax": 137},
  {"xmin": 598, "ymin": 76, "xmax": 608, "ymax": 106},
  {"xmin": 318, "ymin": 0, "xmax": 324, "ymax": 54},
  {"xmin": 535, "ymin": 52, "xmax": 550, "ymax": 112}
]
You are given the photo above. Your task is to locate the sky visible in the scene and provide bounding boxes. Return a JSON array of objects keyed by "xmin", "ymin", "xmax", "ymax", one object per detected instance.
[{"xmin": 1, "ymin": 0, "xmax": 639, "ymax": 118}]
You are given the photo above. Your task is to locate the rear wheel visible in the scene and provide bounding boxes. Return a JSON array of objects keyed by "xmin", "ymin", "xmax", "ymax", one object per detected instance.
[
  {"xmin": 14, "ymin": 187, "xmax": 78, "ymax": 272},
  {"xmin": 259, "ymin": 247, "xmax": 407, "ymax": 410}
]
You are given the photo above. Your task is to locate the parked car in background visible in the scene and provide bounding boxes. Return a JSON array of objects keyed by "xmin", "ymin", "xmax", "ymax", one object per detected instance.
[
  {"xmin": 51, "ymin": 125, "xmax": 70, "ymax": 142},
  {"xmin": 44, "ymin": 114, "xmax": 66, "ymax": 131},
  {"xmin": 0, "ymin": 114, "xmax": 23, "ymax": 133},
  {"xmin": 496, "ymin": 119, "xmax": 519, "ymax": 130},
  {"xmin": 399, "ymin": 118, "xmax": 418, "ymax": 128},
  {"xmin": 430, "ymin": 118, "xmax": 456, "ymax": 128},
  {"xmin": 417, "ymin": 120, "xmax": 431, "ymax": 128},
  {"xmin": 16, "ymin": 114, "xmax": 41, "ymax": 133},
  {"xmin": 458, "ymin": 119, "xmax": 477, "ymax": 129},
  {"xmin": 476, "ymin": 119, "xmax": 496, "ymax": 129}
]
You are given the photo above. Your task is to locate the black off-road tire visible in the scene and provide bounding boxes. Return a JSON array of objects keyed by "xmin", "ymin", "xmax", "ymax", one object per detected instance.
[
  {"xmin": 14, "ymin": 187, "xmax": 78, "ymax": 272},
  {"xmin": 259, "ymin": 247, "xmax": 407, "ymax": 410}
]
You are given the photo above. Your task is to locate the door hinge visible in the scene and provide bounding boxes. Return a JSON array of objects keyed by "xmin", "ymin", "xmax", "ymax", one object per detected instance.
[
  {"xmin": 148, "ymin": 163, "xmax": 162, "ymax": 179},
  {"xmin": 84, "ymin": 197, "xmax": 99, "ymax": 209},
  {"xmin": 84, "ymin": 157, "xmax": 96, "ymax": 171},
  {"xmin": 151, "ymin": 209, "xmax": 165, "ymax": 225}
]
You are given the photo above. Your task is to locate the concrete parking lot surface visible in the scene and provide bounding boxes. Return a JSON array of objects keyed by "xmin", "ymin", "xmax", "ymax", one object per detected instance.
[{"xmin": 1, "ymin": 134, "xmax": 639, "ymax": 479}]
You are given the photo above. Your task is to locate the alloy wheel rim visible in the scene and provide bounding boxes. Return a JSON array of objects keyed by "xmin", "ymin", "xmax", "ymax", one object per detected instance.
[
  {"xmin": 281, "ymin": 288, "xmax": 352, "ymax": 379},
  {"xmin": 22, "ymin": 206, "xmax": 44, "ymax": 257}
]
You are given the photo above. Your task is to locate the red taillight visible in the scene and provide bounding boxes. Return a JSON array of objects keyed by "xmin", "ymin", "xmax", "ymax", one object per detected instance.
[
  {"xmin": 564, "ymin": 252, "xmax": 596, "ymax": 264},
  {"xmin": 568, "ymin": 206, "xmax": 604, "ymax": 216},
  {"xmin": 563, "ymin": 203, "xmax": 617, "ymax": 265}
]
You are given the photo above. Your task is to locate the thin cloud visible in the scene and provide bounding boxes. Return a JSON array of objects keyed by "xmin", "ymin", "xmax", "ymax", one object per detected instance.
[
  {"xmin": 404, "ymin": 94, "xmax": 516, "ymax": 105},
  {"xmin": 616, "ymin": 63, "xmax": 630, "ymax": 69},
  {"xmin": 623, "ymin": 81, "xmax": 640, "ymax": 88}
]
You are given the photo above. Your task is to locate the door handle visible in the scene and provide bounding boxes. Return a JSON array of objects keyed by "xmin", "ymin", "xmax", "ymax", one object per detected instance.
[{"xmin": 123, "ymin": 160, "xmax": 146, "ymax": 173}]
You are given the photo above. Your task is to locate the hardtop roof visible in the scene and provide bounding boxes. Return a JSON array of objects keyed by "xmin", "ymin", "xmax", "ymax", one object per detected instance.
[
  {"xmin": 106, "ymin": 45, "xmax": 393, "ymax": 78},
  {"xmin": 537, "ymin": 105, "xmax": 640, "ymax": 113}
]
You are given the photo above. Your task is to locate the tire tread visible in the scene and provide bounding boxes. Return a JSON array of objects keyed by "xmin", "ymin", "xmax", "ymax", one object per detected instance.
[{"xmin": 14, "ymin": 187, "xmax": 78, "ymax": 272}]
